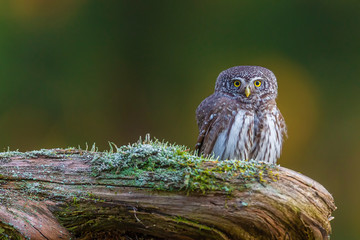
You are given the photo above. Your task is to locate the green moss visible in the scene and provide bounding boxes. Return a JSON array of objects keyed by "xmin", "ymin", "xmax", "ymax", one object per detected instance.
[
  {"xmin": 0, "ymin": 137, "xmax": 278, "ymax": 196},
  {"xmin": 173, "ymin": 216, "xmax": 229, "ymax": 239},
  {"xmin": 0, "ymin": 222, "xmax": 24, "ymax": 240},
  {"xmin": 91, "ymin": 137, "xmax": 278, "ymax": 194}
]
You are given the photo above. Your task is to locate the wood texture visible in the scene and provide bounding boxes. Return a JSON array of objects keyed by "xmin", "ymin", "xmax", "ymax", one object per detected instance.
[{"xmin": 0, "ymin": 148, "xmax": 336, "ymax": 240}]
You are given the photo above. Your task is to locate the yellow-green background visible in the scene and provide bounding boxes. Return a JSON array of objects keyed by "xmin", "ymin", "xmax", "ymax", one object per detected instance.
[{"xmin": 0, "ymin": 1, "xmax": 358, "ymax": 239}]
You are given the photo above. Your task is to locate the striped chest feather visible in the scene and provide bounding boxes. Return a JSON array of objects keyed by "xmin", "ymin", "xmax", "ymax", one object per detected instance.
[{"xmin": 211, "ymin": 108, "xmax": 283, "ymax": 164}]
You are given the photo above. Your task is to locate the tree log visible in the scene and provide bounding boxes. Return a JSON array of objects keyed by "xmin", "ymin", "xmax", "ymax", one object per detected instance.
[{"xmin": 0, "ymin": 140, "xmax": 336, "ymax": 240}]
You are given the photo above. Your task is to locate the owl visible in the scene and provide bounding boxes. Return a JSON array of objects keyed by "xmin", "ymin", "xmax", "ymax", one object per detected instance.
[{"xmin": 195, "ymin": 66, "xmax": 286, "ymax": 164}]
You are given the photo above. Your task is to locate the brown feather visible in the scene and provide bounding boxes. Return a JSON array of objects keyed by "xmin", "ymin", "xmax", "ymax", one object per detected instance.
[{"xmin": 195, "ymin": 93, "xmax": 239, "ymax": 156}]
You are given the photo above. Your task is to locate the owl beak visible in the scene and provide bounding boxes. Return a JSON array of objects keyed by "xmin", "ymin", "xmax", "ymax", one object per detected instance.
[{"xmin": 245, "ymin": 86, "xmax": 251, "ymax": 97}]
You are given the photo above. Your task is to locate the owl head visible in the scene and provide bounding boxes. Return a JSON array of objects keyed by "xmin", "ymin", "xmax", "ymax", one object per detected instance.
[{"xmin": 214, "ymin": 66, "xmax": 278, "ymax": 104}]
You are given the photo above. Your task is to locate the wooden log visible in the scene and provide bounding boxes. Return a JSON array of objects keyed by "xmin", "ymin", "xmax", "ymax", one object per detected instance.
[{"xmin": 0, "ymin": 140, "xmax": 336, "ymax": 239}]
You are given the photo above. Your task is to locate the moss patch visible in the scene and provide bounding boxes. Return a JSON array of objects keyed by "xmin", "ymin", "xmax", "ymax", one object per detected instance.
[
  {"xmin": 0, "ymin": 137, "xmax": 278, "ymax": 195},
  {"xmin": 91, "ymin": 138, "xmax": 278, "ymax": 194},
  {"xmin": 0, "ymin": 222, "xmax": 24, "ymax": 240}
]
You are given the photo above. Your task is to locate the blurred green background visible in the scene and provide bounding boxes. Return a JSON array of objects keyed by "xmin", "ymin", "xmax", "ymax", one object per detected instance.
[{"xmin": 0, "ymin": 1, "xmax": 359, "ymax": 238}]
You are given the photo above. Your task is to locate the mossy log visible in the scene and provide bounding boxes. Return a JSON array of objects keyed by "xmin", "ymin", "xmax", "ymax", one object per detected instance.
[{"xmin": 0, "ymin": 140, "xmax": 336, "ymax": 240}]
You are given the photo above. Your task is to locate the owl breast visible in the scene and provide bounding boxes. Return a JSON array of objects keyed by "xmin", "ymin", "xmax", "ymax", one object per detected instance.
[
  {"xmin": 212, "ymin": 109, "xmax": 254, "ymax": 160},
  {"xmin": 211, "ymin": 106, "xmax": 283, "ymax": 164}
]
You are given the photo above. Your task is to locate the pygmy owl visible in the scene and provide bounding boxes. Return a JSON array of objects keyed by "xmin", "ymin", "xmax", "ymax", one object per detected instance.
[{"xmin": 195, "ymin": 66, "xmax": 286, "ymax": 164}]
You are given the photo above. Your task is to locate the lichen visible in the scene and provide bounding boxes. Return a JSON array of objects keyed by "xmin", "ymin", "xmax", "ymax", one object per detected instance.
[
  {"xmin": 91, "ymin": 137, "xmax": 278, "ymax": 194},
  {"xmin": 0, "ymin": 137, "xmax": 278, "ymax": 196},
  {"xmin": 0, "ymin": 148, "xmax": 65, "ymax": 160}
]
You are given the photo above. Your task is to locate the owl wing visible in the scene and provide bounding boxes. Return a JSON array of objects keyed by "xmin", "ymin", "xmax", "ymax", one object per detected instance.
[{"xmin": 195, "ymin": 93, "xmax": 237, "ymax": 156}]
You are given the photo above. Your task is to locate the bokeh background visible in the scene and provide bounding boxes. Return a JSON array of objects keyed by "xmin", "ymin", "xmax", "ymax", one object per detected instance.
[{"xmin": 0, "ymin": 1, "xmax": 359, "ymax": 238}]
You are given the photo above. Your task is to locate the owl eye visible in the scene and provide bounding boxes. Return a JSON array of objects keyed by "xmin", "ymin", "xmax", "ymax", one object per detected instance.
[
  {"xmin": 254, "ymin": 80, "xmax": 262, "ymax": 87},
  {"xmin": 233, "ymin": 80, "xmax": 241, "ymax": 87}
]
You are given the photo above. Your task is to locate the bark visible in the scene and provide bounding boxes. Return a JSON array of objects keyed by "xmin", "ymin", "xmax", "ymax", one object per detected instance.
[{"xmin": 0, "ymin": 145, "xmax": 336, "ymax": 240}]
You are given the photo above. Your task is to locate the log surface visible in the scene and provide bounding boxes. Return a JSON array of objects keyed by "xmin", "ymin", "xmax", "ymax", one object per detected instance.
[{"xmin": 0, "ymin": 143, "xmax": 336, "ymax": 240}]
